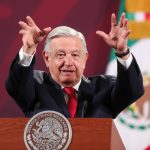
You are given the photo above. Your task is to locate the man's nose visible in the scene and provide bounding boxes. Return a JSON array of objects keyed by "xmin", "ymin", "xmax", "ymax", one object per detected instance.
[{"xmin": 64, "ymin": 55, "xmax": 73, "ymax": 66}]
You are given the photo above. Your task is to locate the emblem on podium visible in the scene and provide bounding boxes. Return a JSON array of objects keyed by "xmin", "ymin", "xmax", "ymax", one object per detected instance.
[{"xmin": 24, "ymin": 111, "xmax": 72, "ymax": 150}]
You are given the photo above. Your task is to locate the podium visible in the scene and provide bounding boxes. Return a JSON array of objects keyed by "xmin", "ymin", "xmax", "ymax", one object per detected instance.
[{"xmin": 0, "ymin": 118, "xmax": 124, "ymax": 150}]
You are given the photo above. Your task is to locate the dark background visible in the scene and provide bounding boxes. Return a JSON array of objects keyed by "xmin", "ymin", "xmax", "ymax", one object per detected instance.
[{"xmin": 0, "ymin": 0, "xmax": 120, "ymax": 117}]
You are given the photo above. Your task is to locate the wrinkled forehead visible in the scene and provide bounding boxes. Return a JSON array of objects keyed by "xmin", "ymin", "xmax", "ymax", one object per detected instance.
[{"xmin": 50, "ymin": 36, "xmax": 86, "ymax": 53}]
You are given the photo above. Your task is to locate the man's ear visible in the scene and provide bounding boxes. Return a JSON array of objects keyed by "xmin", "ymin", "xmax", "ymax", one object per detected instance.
[
  {"xmin": 85, "ymin": 52, "xmax": 89, "ymax": 62},
  {"xmin": 42, "ymin": 51, "xmax": 50, "ymax": 68}
]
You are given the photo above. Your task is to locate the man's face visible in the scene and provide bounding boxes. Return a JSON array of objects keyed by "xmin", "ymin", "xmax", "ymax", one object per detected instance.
[{"xmin": 43, "ymin": 36, "xmax": 88, "ymax": 87}]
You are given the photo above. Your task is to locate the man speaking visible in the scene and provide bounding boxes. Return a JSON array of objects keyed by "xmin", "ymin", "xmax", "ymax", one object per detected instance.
[{"xmin": 5, "ymin": 13, "xmax": 144, "ymax": 118}]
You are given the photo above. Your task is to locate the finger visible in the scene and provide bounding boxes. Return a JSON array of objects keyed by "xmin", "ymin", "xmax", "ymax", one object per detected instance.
[
  {"xmin": 96, "ymin": 31, "xmax": 108, "ymax": 40},
  {"xmin": 118, "ymin": 12, "xmax": 125, "ymax": 27},
  {"xmin": 37, "ymin": 27, "xmax": 51, "ymax": 37},
  {"xmin": 111, "ymin": 13, "xmax": 117, "ymax": 27},
  {"xmin": 19, "ymin": 21, "xmax": 29, "ymax": 30},
  {"xmin": 43, "ymin": 27, "xmax": 51, "ymax": 34},
  {"xmin": 123, "ymin": 18, "xmax": 128, "ymax": 28},
  {"xmin": 26, "ymin": 16, "xmax": 36, "ymax": 27},
  {"xmin": 19, "ymin": 29, "xmax": 26, "ymax": 35},
  {"xmin": 124, "ymin": 30, "xmax": 131, "ymax": 38},
  {"xmin": 33, "ymin": 30, "xmax": 45, "ymax": 44},
  {"xmin": 33, "ymin": 27, "xmax": 51, "ymax": 44}
]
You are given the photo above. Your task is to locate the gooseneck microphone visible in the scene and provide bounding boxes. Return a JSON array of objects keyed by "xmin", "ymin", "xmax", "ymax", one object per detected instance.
[{"xmin": 81, "ymin": 100, "xmax": 88, "ymax": 118}]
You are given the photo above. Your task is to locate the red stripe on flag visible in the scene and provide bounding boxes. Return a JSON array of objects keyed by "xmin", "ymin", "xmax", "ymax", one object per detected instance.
[
  {"xmin": 145, "ymin": 145, "xmax": 150, "ymax": 150},
  {"xmin": 145, "ymin": 13, "xmax": 150, "ymax": 20}
]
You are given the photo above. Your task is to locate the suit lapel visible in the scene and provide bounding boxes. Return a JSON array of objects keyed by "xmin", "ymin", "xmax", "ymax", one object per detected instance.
[
  {"xmin": 52, "ymin": 88, "xmax": 71, "ymax": 118},
  {"xmin": 44, "ymin": 74, "xmax": 70, "ymax": 117}
]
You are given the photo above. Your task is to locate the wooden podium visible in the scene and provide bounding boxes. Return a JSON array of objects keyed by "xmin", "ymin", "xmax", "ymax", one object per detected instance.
[{"xmin": 0, "ymin": 118, "xmax": 124, "ymax": 150}]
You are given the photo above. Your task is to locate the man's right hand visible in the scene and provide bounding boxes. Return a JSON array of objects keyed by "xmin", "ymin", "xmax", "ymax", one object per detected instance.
[{"xmin": 19, "ymin": 16, "xmax": 51, "ymax": 55}]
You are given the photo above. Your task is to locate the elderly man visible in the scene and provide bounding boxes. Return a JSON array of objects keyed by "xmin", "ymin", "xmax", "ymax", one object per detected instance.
[{"xmin": 6, "ymin": 13, "xmax": 144, "ymax": 118}]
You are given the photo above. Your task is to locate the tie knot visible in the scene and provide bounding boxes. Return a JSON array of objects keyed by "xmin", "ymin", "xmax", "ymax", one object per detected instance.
[{"xmin": 63, "ymin": 87, "xmax": 75, "ymax": 97}]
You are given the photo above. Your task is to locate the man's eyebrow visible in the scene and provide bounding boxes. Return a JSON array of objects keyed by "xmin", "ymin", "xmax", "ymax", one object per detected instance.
[
  {"xmin": 55, "ymin": 49, "xmax": 82, "ymax": 52},
  {"xmin": 55, "ymin": 49, "xmax": 65, "ymax": 52},
  {"xmin": 72, "ymin": 49, "xmax": 82, "ymax": 52}
]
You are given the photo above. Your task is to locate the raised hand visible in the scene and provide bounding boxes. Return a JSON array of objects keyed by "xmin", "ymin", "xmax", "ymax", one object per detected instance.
[
  {"xmin": 19, "ymin": 16, "xmax": 51, "ymax": 54},
  {"xmin": 96, "ymin": 13, "xmax": 131, "ymax": 53}
]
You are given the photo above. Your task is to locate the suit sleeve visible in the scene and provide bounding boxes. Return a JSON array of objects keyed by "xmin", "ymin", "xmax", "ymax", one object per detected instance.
[
  {"xmin": 110, "ymin": 55, "xmax": 144, "ymax": 118},
  {"xmin": 5, "ymin": 54, "xmax": 36, "ymax": 113}
]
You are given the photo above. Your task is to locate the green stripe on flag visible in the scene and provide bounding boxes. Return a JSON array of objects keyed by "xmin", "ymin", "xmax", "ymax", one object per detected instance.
[
  {"xmin": 128, "ymin": 39, "xmax": 137, "ymax": 47},
  {"xmin": 126, "ymin": 12, "xmax": 135, "ymax": 20}
]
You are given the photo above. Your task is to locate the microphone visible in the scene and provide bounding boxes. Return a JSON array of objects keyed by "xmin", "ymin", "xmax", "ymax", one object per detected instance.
[
  {"xmin": 32, "ymin": 102, "xmax": 40, "ymax": 116},
  {"xmin": 82, "ymin": 100, "xmax": 88, "ymax": 118}
]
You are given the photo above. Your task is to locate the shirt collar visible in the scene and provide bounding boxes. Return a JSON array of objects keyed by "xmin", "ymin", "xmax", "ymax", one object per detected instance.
[{"xmin": 61, "ymin": 79, "xmax": 81, "ymax": 91}]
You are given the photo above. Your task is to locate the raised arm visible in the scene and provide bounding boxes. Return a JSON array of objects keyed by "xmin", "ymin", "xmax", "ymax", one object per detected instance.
[{"xmin": 5, "ymin": 17, "xmax": 51, "ymax": 113}]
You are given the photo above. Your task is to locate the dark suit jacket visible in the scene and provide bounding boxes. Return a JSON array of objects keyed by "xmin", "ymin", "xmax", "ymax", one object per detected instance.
[{"xmin": 5, "ymin": 54, "xmax": 144, "ymax": 118}]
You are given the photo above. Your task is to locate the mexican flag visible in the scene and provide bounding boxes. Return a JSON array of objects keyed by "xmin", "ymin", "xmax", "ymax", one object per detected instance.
[{"xmin": 106, "ymin": 0, "xmax": 150, "ymax": 149}]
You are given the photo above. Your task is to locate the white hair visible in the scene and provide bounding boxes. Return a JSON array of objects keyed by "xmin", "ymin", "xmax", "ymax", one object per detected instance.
[{"xmin": 44, "ymin": 26, "xmax": 87, "ymax": 52}]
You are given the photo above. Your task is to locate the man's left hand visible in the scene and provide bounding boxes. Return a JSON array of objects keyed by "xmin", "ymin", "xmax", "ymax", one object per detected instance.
[{"xmin": 96, "ymin": 13, "xmax": 131, "ymax": 53}]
